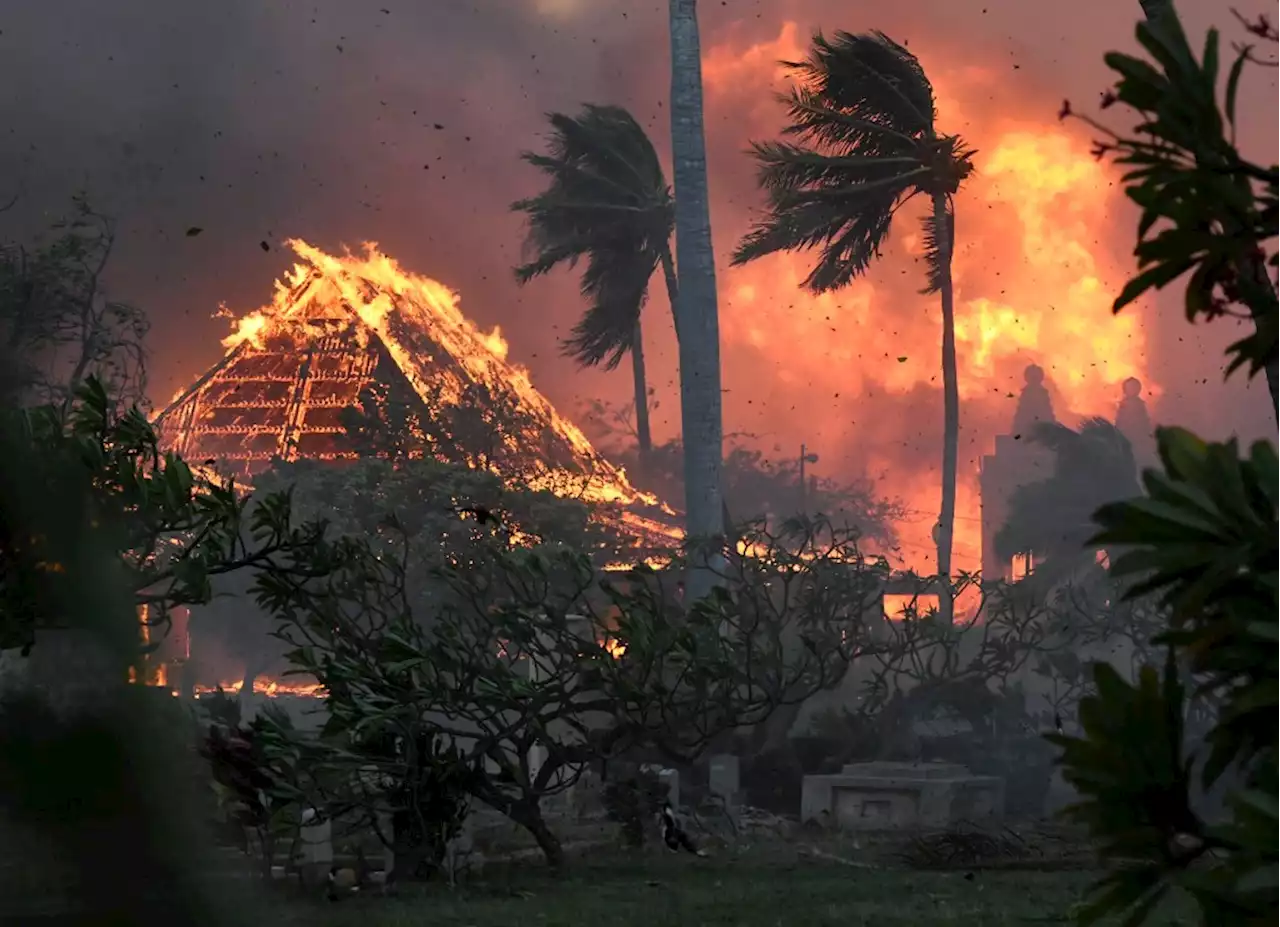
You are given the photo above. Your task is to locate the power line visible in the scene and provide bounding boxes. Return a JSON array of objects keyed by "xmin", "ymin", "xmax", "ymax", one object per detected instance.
[{"xmin": 897, "ymin": 507, "xmax": 985, "ymax": 524}]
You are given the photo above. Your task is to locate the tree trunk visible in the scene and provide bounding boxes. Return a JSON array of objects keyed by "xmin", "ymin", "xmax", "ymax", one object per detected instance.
[
  {"xmin": 508, "ymin": 802, "xmax": 565, "ymax": 868},
  {"xmin": 661, "ymin": 243, "xmax": 734, "ymax": 533},
  {"xmin": 630, "ymin": 319, "xmax": 653, "ymax": 461},
  {"xmin": 668, "ymin": 0, "xmax": 725, "ymax": 601},
  {"xmin": 747, "ymin": 699, "xmax": 803, "ymax": 757},
  {"xmin": 659, "ymin": 245, "xmax": 682, "ymax": 341},
  {"xmin": 389, "ymin": 808, "xmax": 445, "ymax": 882},
  {"xmin": 933, "ymin": 194, "xmax": 959, "ymax": 620}
]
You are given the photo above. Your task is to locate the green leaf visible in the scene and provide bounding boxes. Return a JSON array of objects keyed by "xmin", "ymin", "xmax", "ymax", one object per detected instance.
[
  {"xmin": 1236, "ymin": 864, "xmax": 1279, "ymax": 895},
  {"xmin": 1224, "ymin": 49, "xmax": 1248, "ymax": 128},
  {"xmin": 1233, "ymin": 787, "xmax": 1278, "ymax": 832},
  {"xmin": 1113, "ymin": 258, "xmax": 1196, "ymax": 313},
  {"xmin": 1201, "ymin": 28, "xmax": 1220, "ymax": 98}
]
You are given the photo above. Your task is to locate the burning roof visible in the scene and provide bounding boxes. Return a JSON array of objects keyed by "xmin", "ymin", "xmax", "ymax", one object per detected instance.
[{"xmin": 154, "ymin": 239, "xmax": 679, "ymax": 551}]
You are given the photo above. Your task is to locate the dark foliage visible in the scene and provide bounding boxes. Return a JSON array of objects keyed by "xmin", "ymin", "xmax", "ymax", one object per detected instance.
[
  {"xmin": 512, "ymin": 104, "xmax": 675, "ymax": 371},
  {"xmin": 0, "ymin": 195, "xmax": 149, "ymax": 407},
  {"xmin": 996, "ymin": 418, "xmax": 1141, "ymax": 589},
  {"xmin": 731, "ymin": 30, "xmax": 974, "ymax": 293},
  {"xmin": 602, "ymin": 766, "xmax": 669, "ymax": 848}
]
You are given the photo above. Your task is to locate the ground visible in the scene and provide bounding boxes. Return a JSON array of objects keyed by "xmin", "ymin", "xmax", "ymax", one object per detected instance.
[{"xmin": 277, "ymin": 841, "xmax": 1197, "ymax": 927}]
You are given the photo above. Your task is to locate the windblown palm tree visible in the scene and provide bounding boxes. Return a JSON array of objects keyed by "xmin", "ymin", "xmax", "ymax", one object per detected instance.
[
  {"xmin": 730, "ymin": 30, "xmax": 975, "ymax": 588},
  {"xmin": 512, "ymin": 105, "xmax": 679, "ymax": 460},
  {"xmin": 995, "ymin": 417, "xmax": 1141, "ymax": 591},
  {"xmin": 668, "ymin": 0, "xmax": 727, "ymax": 599}
]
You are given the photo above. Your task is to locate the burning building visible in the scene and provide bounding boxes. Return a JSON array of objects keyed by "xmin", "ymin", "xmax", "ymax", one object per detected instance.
[
  {"xmin": 154, "ymin": 239, "xmax": 680, "ymax": 540},
  {"xmin": 150, "ymin": 239, "xmax": 682, "ymax": 697}
]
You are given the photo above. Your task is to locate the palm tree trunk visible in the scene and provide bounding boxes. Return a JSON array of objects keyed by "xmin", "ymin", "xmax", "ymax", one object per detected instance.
[
  {"xmin": 630, "ymin": 318, "xmax": 653, "ymax": 460},
  {"xmin": 668, "ymin": 0, "xmax": 726, "ymax": 601},
  {"xmin": 662, "ymin": 242, "xmax": 736, "ymax": 534},
  {"xmin": 933, "ymin": 194, "xmax": 959, "ymax": 614},
  {"xmin": 659, "ymin": 246, "xmax": 682, "ymax": 341}
]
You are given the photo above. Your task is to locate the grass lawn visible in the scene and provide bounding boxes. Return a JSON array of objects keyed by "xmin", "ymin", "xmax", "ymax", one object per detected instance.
[{"xmin": 278, "ymin": 843, "xmax": 1197, "ymax": 927}]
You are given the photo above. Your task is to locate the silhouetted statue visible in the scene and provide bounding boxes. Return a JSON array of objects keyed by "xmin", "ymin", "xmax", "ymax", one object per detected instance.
[
  {"xmin": 1012, "ymin": 364, "xmax": 1056, "ymax": 435},
  {"xmin": 1115, "ymin": 377, "xmax": 1154, "ymax": 456}
]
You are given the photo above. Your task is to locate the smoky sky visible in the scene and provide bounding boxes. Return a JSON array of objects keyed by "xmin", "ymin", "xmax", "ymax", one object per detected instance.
[{"xmin": 2, "ymin": 0, "xmax": 1276, "ymax": 546}]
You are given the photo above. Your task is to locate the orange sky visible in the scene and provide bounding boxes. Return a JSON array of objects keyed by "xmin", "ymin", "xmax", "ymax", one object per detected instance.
[{"xmin": 1, "ymin": 0, "xmax": 1274, "ymax": 570}]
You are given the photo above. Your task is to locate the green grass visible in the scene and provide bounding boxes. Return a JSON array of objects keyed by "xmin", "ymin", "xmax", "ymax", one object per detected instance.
[{"xmin": 278, "ymin": 844, "xmax": 1197, "ymax": 927}]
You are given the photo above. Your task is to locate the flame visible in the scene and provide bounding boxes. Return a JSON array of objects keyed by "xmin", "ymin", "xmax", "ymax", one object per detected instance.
[
  {"xmin": 207, "ymin": 239, "xmax": 675, "ymax": 515},
  {"xmin": 882, "ymin": 593, "xmax": 940, "ymax": 621},
  {"xmin": 193, "ymin": 677, "xmax": 325, "ymax": 699},
  {"xmin": 601, "ymin": 637, "xmax": 627, "ymax": 659},
  {"xmin": 222, "ymin": 312, "xmax": 269, "ymax": 350},
  {"xmin": 702, "ymin": 24, "xmax": 1158, "ymax": 574}
]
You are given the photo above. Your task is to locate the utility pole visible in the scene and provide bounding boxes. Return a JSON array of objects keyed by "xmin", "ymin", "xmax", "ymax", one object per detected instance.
[{"xmin": 798, "ymin": 444, "xmax": 819, "ymax": 514}]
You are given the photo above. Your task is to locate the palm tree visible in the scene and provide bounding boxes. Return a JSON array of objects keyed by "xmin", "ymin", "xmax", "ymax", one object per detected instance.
[
  {"xmin": 511, "ymin": 105, "xmax": 680, "ymax": 461},
  {"xmin": 730, "ymin": 30, "xmax": 975, "ymax": 591},
  {"xmin": 668, "ymin": 0, "xmax": 727, "ymax": 598},
  {"xmin": 995, "ymin": 418, "xmax": 1141, "ymax": 591},
  {"xmin": 1138, "ymin": 0, "xmax": 1176, "ymax": 33}
]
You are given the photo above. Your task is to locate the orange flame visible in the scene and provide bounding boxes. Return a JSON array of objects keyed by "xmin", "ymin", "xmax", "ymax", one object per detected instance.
[
  {"xmin": 193, "ymin": 677, "xmax": 325, "ymax": 699},
  {"xmin": 209, "ymin": 239, "xmax": 676, "ymax": 519},
  {"xmin": 702, "ymin": 24, "xmax": 1158, "ymax": 573}
]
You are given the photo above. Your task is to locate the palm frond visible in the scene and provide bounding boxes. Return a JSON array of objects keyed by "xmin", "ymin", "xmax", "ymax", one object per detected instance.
[
  {"xmin": 734, "ymin": 185, "xmax": 904, "ymax": 291},
  {"xmin": 749, "ymin": 139, "xmax": 927, "ymax": 193},
  {"xmin": 511, "ymin": 104, "xmax": 673, "ymax": 369},
  {"xmin": 561, "ymin": 245, "xmax": 659, "ymax": 369},
  {"xmin": 733, "ymin": 29, "xmax": 974, "ymax": 293},
  {"xmin": 782, "ymin": 31, "xmax": 936, "ymax": 143}
]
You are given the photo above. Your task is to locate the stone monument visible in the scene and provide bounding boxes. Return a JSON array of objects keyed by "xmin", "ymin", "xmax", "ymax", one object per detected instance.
[
  {"xmin": 979, "ymin": 365, "xmax": 1058, "ymax": 582},
  {"xmin": 800, "ymin": 762, "xmax": 1004, "ymax": 831},
  {"xmin": 1012, "ymin": 364, "xmax": 1055, "ymax": 436},
  {"xmin": 708, "ymin": 754, "xmax": 740, "ymax": 805},
  {"xmin": 1115, "ymin": 376, "xmax": 1155, "ymax": 464}
]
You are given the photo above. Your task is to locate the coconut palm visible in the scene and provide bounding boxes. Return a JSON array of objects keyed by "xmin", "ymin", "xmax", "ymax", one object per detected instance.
[
  {"xmin": 668, "ymin": 0, "xmax": 727, "ymax": 598},
  {"xmin": 995, "ymin": 417, "xmax": 1141, "ymax": 591},
  {"xmin": 512, "ymin": 104, "xmax": 679, "ymax": 460},
  {"xmin": 730, "ymin": 30, "xmax": 975, "ymax": 588}
]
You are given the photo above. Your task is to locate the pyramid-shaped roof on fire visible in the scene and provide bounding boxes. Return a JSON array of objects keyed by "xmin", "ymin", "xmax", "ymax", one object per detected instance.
[{"xmin": 154, "ymin": 240, "xmax": 676, "ymax": 538}]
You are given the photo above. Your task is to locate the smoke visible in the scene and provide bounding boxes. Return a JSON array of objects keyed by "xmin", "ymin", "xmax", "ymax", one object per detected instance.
[{"xmin": 1, "ymin": 0, "xmax": 1274, "ymax": 567}]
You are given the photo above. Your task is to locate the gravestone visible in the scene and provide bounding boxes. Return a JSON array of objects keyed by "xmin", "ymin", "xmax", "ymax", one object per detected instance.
[
  {"xmin": 801, "ymin": 762, "xmax": 1004, "ymax": 830},
  {"xmin": 296, "ymin": 809, "xmax": 332, "ymax": 888},
  {"xmin": 708, "ymin": 754, "xmax": 740, "ymax": 805},
  {"xmin": 570, "ymin": 769, "xmax": 606, "ymax": 820},
  {"xmin": 377, "ymin": 809, "xmax": 395, "ymax": 879},
  {"xmin": 640, "ymin": 764, "xmax": 680, "ymax": 808}
]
